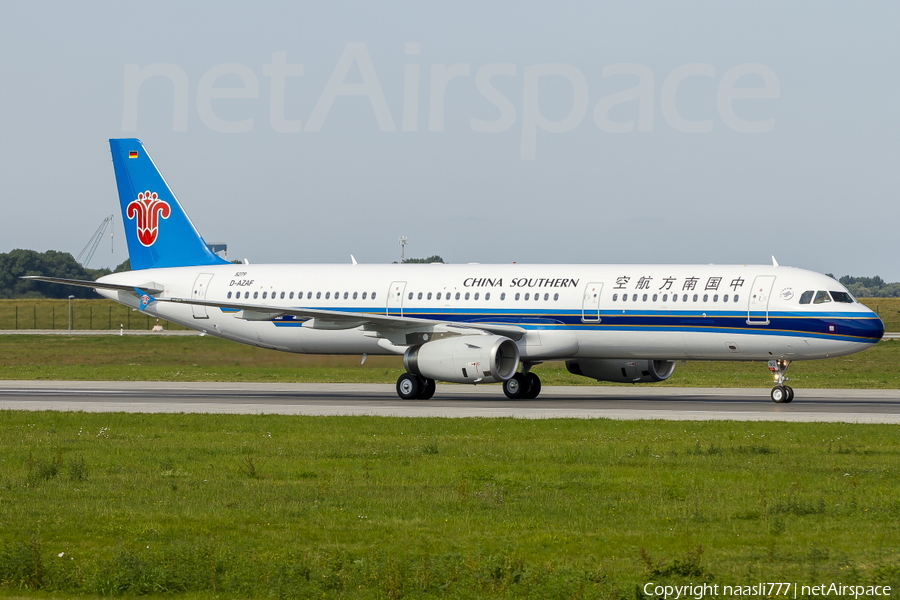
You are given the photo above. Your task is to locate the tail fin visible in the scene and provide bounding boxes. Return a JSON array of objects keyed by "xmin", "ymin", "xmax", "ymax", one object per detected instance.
[{"xmin": 109, "ymin": 138, "xmax": 229, "ymax": 270}]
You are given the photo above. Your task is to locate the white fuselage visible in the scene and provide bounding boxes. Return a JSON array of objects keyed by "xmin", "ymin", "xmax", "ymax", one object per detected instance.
[{"xmin": 97, "ymin": 262, "xmax": 883, "ymax": 363}]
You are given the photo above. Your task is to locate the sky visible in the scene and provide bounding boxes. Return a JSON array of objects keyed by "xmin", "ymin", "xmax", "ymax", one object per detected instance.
[{"xmin": 1, "ymin": 2, "xmax": 898, "ymax": 279}]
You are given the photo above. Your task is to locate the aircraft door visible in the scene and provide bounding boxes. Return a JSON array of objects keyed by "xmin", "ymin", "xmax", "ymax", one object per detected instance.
[
  {"xmin": 747, "ymin": 275, "xmax": 776, "ymax": 325},
  {"xmin": 387, "ymin": 281, "xmax": 407, "ymax": 316},
  {"xmin": 581, "ymin": 282, "xmax": 603, "ymax": 322},
  {"xmin": 191, "ymin": 273, "xmax": 214, "ymax": 319}
]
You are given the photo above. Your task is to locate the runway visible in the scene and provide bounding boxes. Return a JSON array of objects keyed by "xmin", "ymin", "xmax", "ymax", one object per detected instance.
[{"xmin": 1, "ymin": 381, "xmax": 899, "ymax": 423}]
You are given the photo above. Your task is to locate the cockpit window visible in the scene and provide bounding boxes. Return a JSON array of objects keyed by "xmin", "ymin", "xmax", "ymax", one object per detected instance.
[
  {"xmin": 799, "ymin": 291, "xmax": 814, "ymax": 304},
  {"xmin": 830, "ymin": 291, "xmax": 854, "ymax": 303},
  {"xmin": 813, "ymin": 290, "xmax": 832, "ymax": 304}
]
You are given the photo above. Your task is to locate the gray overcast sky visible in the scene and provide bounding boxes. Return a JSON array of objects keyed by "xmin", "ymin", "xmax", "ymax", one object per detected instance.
[{"xmin": 1, "ymin": 1, "xmax": 898, "ymax": 279}]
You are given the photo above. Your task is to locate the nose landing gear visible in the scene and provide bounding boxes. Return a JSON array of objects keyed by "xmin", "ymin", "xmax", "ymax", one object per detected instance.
[{"xmin": 768, "ymin": 359, "xmax": 794, "ymax": 403}]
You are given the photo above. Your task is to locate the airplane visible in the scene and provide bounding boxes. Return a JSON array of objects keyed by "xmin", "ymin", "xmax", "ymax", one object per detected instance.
[{"xmin": 25, "ymin": 139, "xmax": 885, "ymax": 403}]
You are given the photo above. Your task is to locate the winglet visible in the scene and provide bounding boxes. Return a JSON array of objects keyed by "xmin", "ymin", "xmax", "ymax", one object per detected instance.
[
  {"xmin": 134, "ymin": 287, "xmax": 157, "ymax": 311},
  {"xmin": 771, "ymin": 255, "xmax": 779, "ymax": 267}
]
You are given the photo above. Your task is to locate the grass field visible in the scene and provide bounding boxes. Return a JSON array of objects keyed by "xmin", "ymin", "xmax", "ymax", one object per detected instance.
[
  {"xmin": 1, "ymin": 334, "xmax": 898, "ymax": 389},
  {"xmin": 0, "ymin": 299, "xmax": 190, "ymax": 331},
  {"xmin": 1, "ymin": 412, "xmax": 899, "ymax": 599}
]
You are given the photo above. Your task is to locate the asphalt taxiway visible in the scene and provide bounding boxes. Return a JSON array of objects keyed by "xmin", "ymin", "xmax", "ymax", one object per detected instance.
[{"xmin": 1, "ymin": 381, "xmax": 899, "ymax": 423}]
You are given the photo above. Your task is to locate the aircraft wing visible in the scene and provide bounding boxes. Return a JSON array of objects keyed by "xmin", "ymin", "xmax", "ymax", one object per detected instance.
[
  {"xmin": 21, "ymin": 275, "xmax": 525, "ymax": 341},
  {"xmin": 21, "ymin": 276, "xmax": 165, "ymax": 295},
  {"xmin": 155, "ymin": 296, "xmax": 527, "ymax": 341}
]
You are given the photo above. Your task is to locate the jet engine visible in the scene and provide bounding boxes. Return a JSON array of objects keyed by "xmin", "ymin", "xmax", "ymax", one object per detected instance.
[
  {"xmin": 565, "ymin": 359, "xmax": 676, "ymax": 383},
  {"xmin": 404, "ymin": 335, "xmax": 520, "ymax": 384}
]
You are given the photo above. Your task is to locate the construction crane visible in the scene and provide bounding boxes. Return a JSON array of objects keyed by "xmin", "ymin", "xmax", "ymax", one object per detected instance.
[{"xmin": 76, "ymin": 214, "xmax": 114, "ymax": 268}]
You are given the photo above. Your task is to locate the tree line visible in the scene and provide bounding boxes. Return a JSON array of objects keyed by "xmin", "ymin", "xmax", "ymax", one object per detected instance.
[
  {"xmin": 2, "ymin": 249, "xmax": 897, "ymax": 299},
  {"xmin": 827, "ymin": 275, "xmax": 900, "ymax": 299},
  {"xmin": 0, "ymin": 250, "xmax": 128, "ymax": 299}
]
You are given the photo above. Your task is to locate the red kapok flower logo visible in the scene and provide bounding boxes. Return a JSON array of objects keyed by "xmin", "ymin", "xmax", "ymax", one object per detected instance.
[{"xmin": 126, "ymin": 191, "xmax": 171, "ymax": 247}]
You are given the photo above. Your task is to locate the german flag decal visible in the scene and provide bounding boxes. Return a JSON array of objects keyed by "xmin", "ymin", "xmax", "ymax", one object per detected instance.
[{"xmin": 128, "ymin": 151, "xmax": 138, "ymax": 158}]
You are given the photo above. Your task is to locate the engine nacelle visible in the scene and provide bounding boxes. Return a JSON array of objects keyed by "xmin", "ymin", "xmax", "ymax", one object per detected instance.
[
  {"xmin": 404, "ymin": 335, "xmax": 520, "ymax": 384},
  {"xmin": 565, "ymin": 359, "xmax": 676, "ymax": 383}
]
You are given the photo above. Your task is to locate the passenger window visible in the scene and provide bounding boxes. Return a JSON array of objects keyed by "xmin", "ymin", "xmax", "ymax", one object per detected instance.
[
  {"xmin": 353, "ymin": 292, "xmax": 358, "ymax": 300},
  {"xmin": 465, "ymin": 292, "xmax": 470, "ymax": 300},
  {"xmin": 543, "ymin": 293, "xmax": 549, "ymax": 301},
  {"xmin": 723, "ymin": 294, "xmax": 729, "ymax": 302},
  {"xmin": 436, "ymin": 292, "xmax": 442, "ymax": 300},
  {"xmin": 280, "ymin": 292, "xmax": 285, "ymax": 299},
  {"xmin": 515, "ymin": 293, "xmax": 520, "ymax": 300},
  {"xmin": 408, "ymin": 292, "xmax": 413, "ymax": 300},
  {"xmin": 525, "ymin": 293, "xmax": 530, "ymax": 300},
  {"xmin": 713, "ymin": 294, "xmax": 718, "ymax": 302},
  {"xmin": 362, "ymin": 292, "xmax": 367, "ymax": 300},
  {"xmin": 455, "ymin": 292, "xmax": 461, "ymax": 300},
  {"xmin": 671, "ymin": 294, "xmax": 677, "ymax": 302},
  {"xmin": 830, "ymin": 291, "xmax": 854, "ymax": 303},
  {"xmin": 474, "ymin": 292, "xmax": 479, "ymax": 300},
  {"xmin": 663, "ymin": 294, "xmax": 668, "ymax": 302},
  {"xmin": 631, "ymin": 294, "xmax": 637, "ymax": 301},
  {"xmin": 485, "ymin": 292, "xmax": 491, "ymax": 300},
  {"xmin": 799, "ymin": 290, "xmax": 814, "ymax": 304},
  {"xmin": 642, "ymin": 294, "xmax": 648, "ymax": 302},
  {"xmin": 427, "ymin": 292, "xmax": 432, "ymax": 300},
  {"xmin": 613, "ymin": 293, "xmax": 618, "ymax": 301},
  {"xmin": 702, "ymin": 294, "xmax": 708, "ymax": 302},
  {"xmin": 343, "ymin": 292, "xmax": 348, "ymax": 300},
  {"xmin": 733, "ymin": 294, "xmax": 739, "ymax": 302},
  {"xmin": 317, "ymin": 292, "xmax": 322, "ymax": 299},
  {"xmin": 325, "ymin": 292, "xmax": 331, "ymax": 299},
  {"xmin": 693, "ymin": 294, "xmax": 698, "ymax": 302},
  {"xmin": 553, "ymin": 293, "xmax": 558, "ymax": 301},
  {"xmin": 814, "ymin": 290, "xmax": 831, "ymax": 304},
  {"xmin": 254, "ymin": 292, "xmax": 259, "ymax": 299},
  {"xmin": 371, "ymin": 292, "xmax": 377, "ymax": 300},
  {"xmin": 227, "ymin": 291, "xmax": 232, "ymax": 299},
  {"xmin": 652, "ymin": 294, "xmax": 658, "ymax": 302},
  {"xmin": 535, "ymin": 294, "xmax": 540, "ymax": 301},
  {"xmin": 417, "ymin": 292, "xmax": 423, "ymax": 300},
  {"xmin": 500, "ymin": 293, "xmax": 506, "ymax": 300},
  {"xmin": 262, "ymin": 292, "xmax": 267, "ymax": 299},
  {"xmin": 683, "ymin": 294, "xmax": 688, "ymax": 302}
]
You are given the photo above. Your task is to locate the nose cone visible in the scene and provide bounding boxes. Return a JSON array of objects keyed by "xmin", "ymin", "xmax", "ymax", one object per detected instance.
[{"xmin": 851, "ymin": 311, "xmax": 885, "ymax": 342}]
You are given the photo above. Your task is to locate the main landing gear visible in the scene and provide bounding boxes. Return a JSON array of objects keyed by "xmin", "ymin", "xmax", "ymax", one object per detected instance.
[
  {"xmin": 502, "ymin": 364, "xmax": 542, "ymax": 400},
  {"xmin": 396, "ymin": 373, "xmax": 436, "ymax": 400},
  {"xmin": 768, "ymin": 359, "xmax": 794, "ymax": 403}
]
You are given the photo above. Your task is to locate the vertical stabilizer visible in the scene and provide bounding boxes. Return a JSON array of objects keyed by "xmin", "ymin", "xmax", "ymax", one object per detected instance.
[{"xmin": 109, "ymin": 138, "xmax": 228, "ymax": 270}]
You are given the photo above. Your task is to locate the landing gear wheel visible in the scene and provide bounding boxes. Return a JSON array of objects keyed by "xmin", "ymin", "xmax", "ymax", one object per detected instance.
[
  {"xmin": 397, "ymin": 373, "xmax": 421, "ymax": 400},
  {"xmin": 523, "ymin": 373, "xmax": 542, "ymax": 399},
  {"xmin": 771, "ymin": 385, "xmax": 794, "ymax": 404},
  {"xmin": 503, "ymin": 373, "xmax": 528, "ymax": 400},
  {"xmin": 418, "ymin": 378, "xmax": 436, "ymax": 400}
]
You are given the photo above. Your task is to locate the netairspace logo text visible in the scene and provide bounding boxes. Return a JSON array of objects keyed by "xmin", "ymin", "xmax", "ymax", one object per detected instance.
[
  {"xmin": 643, "ymin": 582, "xmax": 892, "ymax": 600},
  {"xmin": 122, "ymin": 43, "xmax": 779, "ymax": 160}
]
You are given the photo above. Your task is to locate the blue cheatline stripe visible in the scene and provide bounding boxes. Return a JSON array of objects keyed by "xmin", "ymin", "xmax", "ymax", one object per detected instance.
[{"xmin": 212, "ymin": 306, "xmax": 882, "ymax": 343}]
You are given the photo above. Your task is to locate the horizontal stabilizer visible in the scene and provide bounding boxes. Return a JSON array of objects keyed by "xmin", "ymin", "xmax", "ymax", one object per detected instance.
[{"xmin": 21, "ymin": 275, "xmax": 164, "ymax": 295}]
